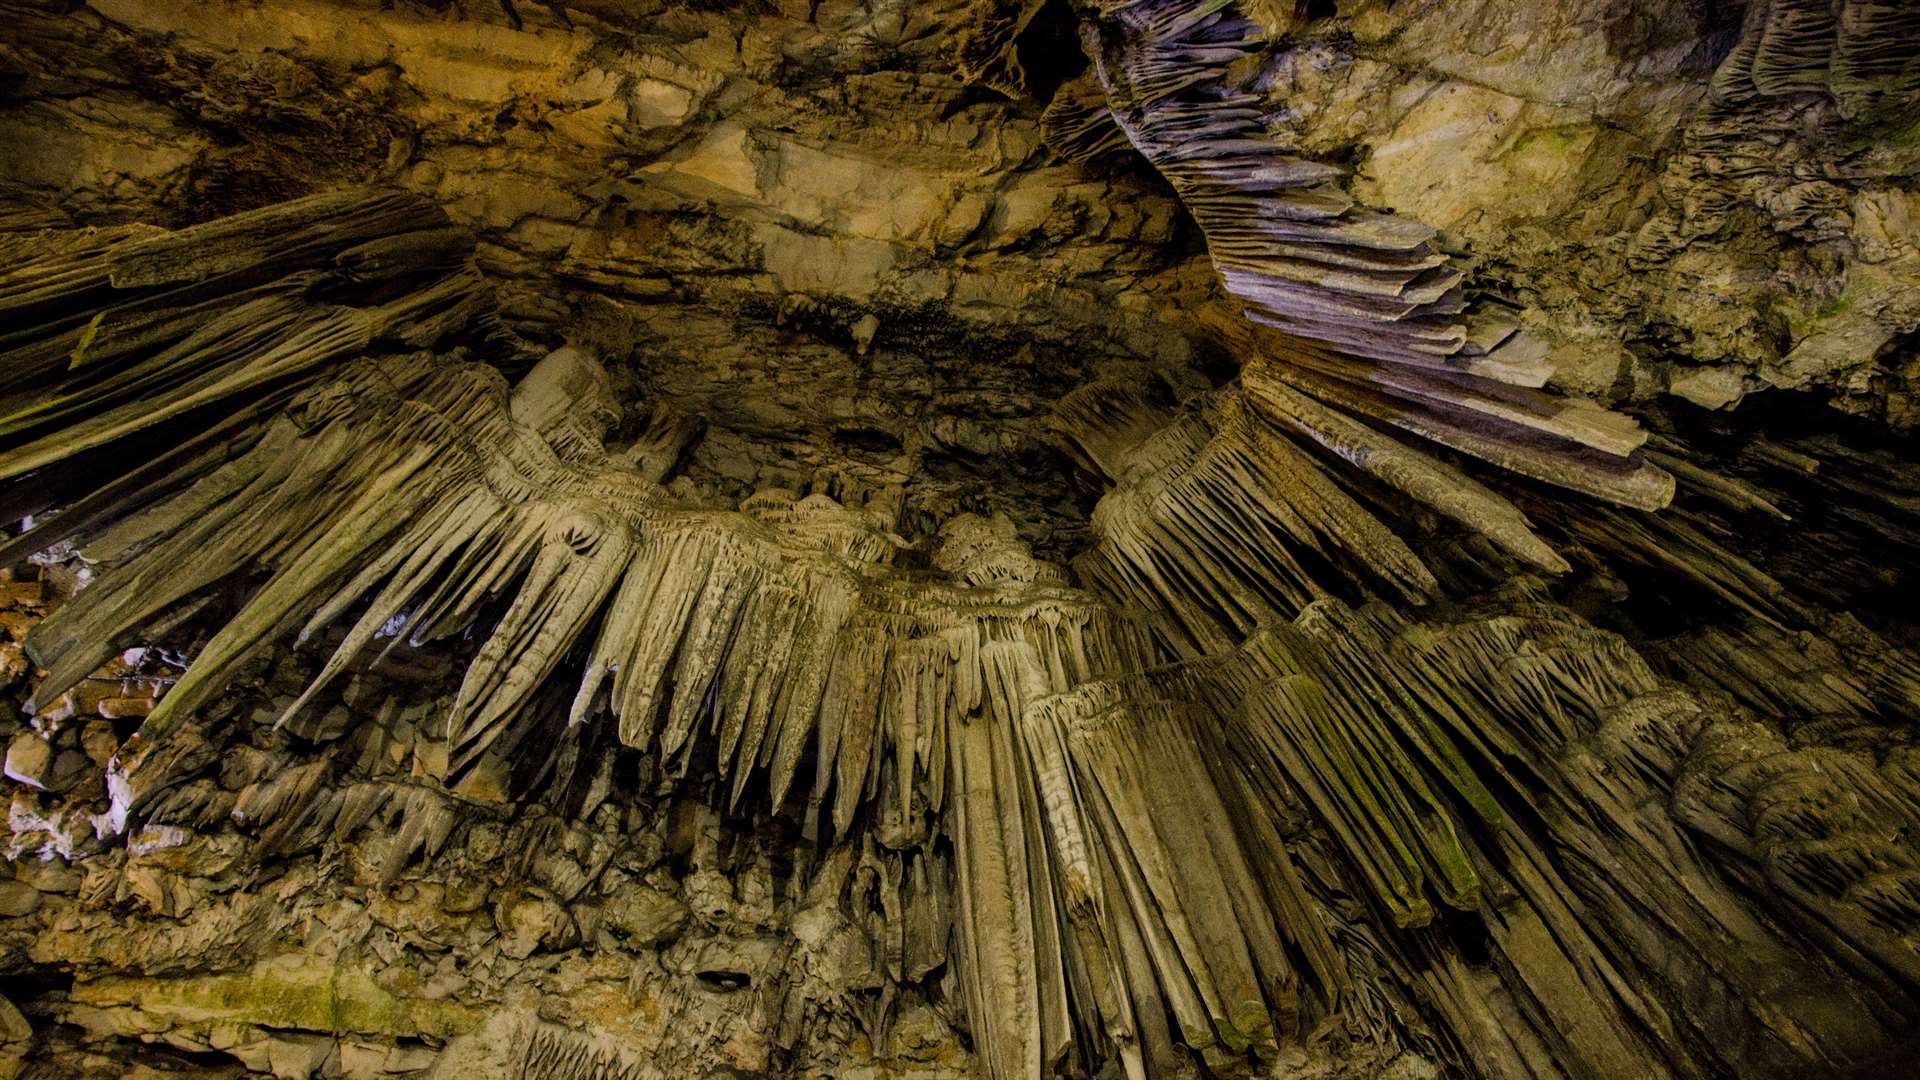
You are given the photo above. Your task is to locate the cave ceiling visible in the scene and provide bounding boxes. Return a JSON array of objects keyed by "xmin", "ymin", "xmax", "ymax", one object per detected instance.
[{"xmin": 0, "ymin": 1, "xmax": 1918, "ymax": 1078}]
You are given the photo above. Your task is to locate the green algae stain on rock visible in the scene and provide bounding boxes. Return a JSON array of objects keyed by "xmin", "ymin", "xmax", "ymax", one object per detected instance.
[{"xmin": 69, "ymin": 953, "xmax": 479, "ymax": 1039}]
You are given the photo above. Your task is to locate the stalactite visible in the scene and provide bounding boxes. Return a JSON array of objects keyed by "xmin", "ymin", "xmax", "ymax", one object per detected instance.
[
  {"xmin": 4, "ymin": 131, "xmax": 1920, "ymax": 1078},
  {"xmin": 1039, "ymin": 74, "xmax": 1137, "ymax": 166},
  {"xmin": 1028, "ymin": 682, "xmax": 1297, "ymax": 1059},
  {"xmin": 0, "ymin": 189, "xmax": 495, "ymax": 516},
  {"xmin": 952, "ymin": 0, "xmax": 1054, "ymax": 98},
  {"xmin": 1065, "ymin": 0, "xmax": 1674, "ymax": 516},
  {"xmin": 1714, "ymin": 0, "xmax": 1920, "ymax": 100},
  {"xmin": 1073, "ymin": 387, "xmax": 1442, "ymax": 656}
]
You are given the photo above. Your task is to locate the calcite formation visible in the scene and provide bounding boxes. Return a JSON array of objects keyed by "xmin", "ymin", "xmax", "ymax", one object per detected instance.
[{"xmin": 0, "ymin": 2, "xmax": 1918, "ymax": 1079}]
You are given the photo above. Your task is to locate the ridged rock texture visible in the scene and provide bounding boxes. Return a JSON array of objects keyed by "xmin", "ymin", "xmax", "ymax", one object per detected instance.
[{"xmin": 0, "ymin": 2, "xmax": 1918, "ymax": 1078}]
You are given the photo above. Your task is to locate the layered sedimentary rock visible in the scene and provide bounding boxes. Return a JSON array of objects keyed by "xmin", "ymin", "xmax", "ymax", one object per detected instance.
[{"xmin": 1, "ymin": 2, "xmax": 1918, "ymax": 1079}]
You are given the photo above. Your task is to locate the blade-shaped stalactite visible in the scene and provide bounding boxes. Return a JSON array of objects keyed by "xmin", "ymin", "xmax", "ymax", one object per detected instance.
[
  {"xmin": 1075, "ymin": 0, "xmax": 1483, "ymax": 370},
  {"xmin": 1232, "ymin": 330, "xmax": 1674, "ymax": 513},
  {"xmin": 1238, "ymin": 367, "xmax": 1573, "ymax": 573},
  {"xmin": 1062, "ymin": 360, "xmax": 1550, "ymax": 555},
  {"xmin": 21, "ymin": 356, "xmax": 495, "ymax": 713},
  {"xmin": 0, "ymin": 222, "xmax": 1181, "ymax": 1070},
  {"xmin": 0, "ymin": 188, "xmax": 493, "ymax": 518},
  {"xmin": 1119, "ymin": 588, "xmax": 1920, "ymax": 1076},
  {"xmin": 1154, "ymin": 605, "xmax": 1498, "ymax": 930},
  {"xmin": 1067, "ymin": 0, "xmax": 1675, "ymax": 513},
  {"xmin": 945, "ymin": 639, "xmax": 1065, "ymax": 1080},
  {"xmin": 14, "ymin": 341, "xmax": 1160, "ymax": 838},
  {"xmin": 1065, "ymin": 378, "xmax": 1445, "ymax": 655},
  {"xmin": 1024, "ymin": 681, "xmax": 1298, "ymax": 1064},
  {"xmin": 1040, "ymin": 74, "xmax": 1139, "ymax": 166},
  {"xmin": 1053, "ymin": 346, "xmax": 1692, "ymax": 661}
]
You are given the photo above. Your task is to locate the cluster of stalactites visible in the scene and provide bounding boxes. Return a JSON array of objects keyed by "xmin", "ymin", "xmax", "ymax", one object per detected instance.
[
  {"xmin": 0, "ymin": 188, "xmax": 493, "ymax": 516},
  {"xmin": 1074, "ymin": 0, "xmax": 1535, "ymax": 379},
  {"xmin": 8, "ymin": 188, "xmax": 1920, "ymax": 1080},
  {"xmin": 1057, "ymin": 368, "xmax": 1596, "ymax": 658},
  {"xmin": 1042, "ymin": 0, "xmax": 1675, "ymax": 532},
  {"xmin": 1039, "ymin": 75, "xmax": 1138, "ymax": 165},
  {"xmin": 1024, "ymin": 680, "xmax": 1299, "ymax": 1069},
  {"xmin": 940, "ymin": 577, "xmax": 1909, "ymax": 1080},
  {"xmin": 930, "ymin": 512, "xmax": 1070, "ymax": 588},
  {"xmin": 1711, "ymin": 0, "xmax": 1920, "ymax": 102},
  {"xmin": 0, "ymin": 200, "xmax": 1232, "ymax": 1080},
  {"xmin": 950, "ymin": 0, "xmax": 1055, "ymax": 98},
  {"xmin": 1110, "ymin": 589, "xmax": 1920, "ymax": 1078},
  {"xmin": 1076, "ymin": 386, "xmax": 1436, "ymax": 654},
  {"xmin": 19, "ymin": 340, "xmax": 1158, "ymax": 851},
  {"xmin": 935, "ymin": 635, "xmax": 1302, "ymax": 1080}
]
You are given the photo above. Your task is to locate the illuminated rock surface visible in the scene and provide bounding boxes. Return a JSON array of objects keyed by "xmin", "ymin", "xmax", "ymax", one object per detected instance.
[{"xmin": 0, "ymin": 2, "xmax": 1917, "ymax": 1077}]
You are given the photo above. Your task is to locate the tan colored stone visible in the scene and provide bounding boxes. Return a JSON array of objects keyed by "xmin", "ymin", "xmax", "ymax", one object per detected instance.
[
  {"xmin": 80, "ymin": 721, "xmax": 119, "ymax": 769},
  {"xmin": 598, "ymin": 884, "xmax": 690, "ymax": 947},
  {"xmin": 1669, "ymin": 365, "xmax": 1748, "ymax": 410},
  {"xmin": 0, "ymin": 995, "xmax": 27, "ymax": 1043},
  {"xmin": 493, "ymin": 888, "xmax": 576, "ymax": 959},
  {"xmin": 3, "ymin": 733, "xmax": 52, "ymax": 790},
  {"xmin": 0, "ymin": 881, "xmax": 40, "ymax": 919}
]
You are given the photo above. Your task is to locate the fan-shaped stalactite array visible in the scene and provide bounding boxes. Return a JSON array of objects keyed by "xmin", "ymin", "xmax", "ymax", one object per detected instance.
[
  {"xmin": 951, "ymin": 0, "xmax": 1055, "ymax": 99},
  {"xmin": 1077, "ymin": 0, "xmax": 1487, "ymax": 367},
  {"xmin": 13, "ymin": 343, "xmax": 1155, "ymax": 857},
  {"xmin": 1026, "ymin": 0, "xmax": 1695, "ymax": 658},
  {"xmin": 1039, "ymin": 76, "xmax": 1137, "ymax": 165},
  {"xmin": 1056, "ymin": 364, "xmax": 1590, "ymax": 659},
  {"xmin": 912, "ymin": 573, "xmax": 1920, "ymax": 1078},
  {"xmin": 0, "ymin": 196, "xmax": 1206, "ymax": 1078},
  {"xmin": 0, "ymin": 188, "xmax": 494, "ymax": 532},
  {"xmin": 1137, "ymin": 590, "xmax": 1920, "ymax": 1078},
  {"xmin": 1041, "ymin": 308, "xmax": 1920, "ymax": 1076},
  {"xmin": 0, "ymin": 0, "xmax": 1915, "ymax": 1071},
  {"xmin": 1074, "ymin": 386, "xmax": 1440, "ymax": 652}
]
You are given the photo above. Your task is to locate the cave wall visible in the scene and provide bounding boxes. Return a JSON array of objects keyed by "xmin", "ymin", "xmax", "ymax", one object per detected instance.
[{"xmin": 0, "ymin": 2, "xmax": 1918, "ymax": 1079}]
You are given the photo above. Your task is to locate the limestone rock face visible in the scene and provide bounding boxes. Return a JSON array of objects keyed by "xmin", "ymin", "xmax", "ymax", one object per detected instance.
[
  {"xmin": 0, "ymin": 2, "xmax": 1917, "ymax": 1079},
  {"xmin": 1240, "ymin": 0, "xmax": 1920, "ymax": 423}
]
